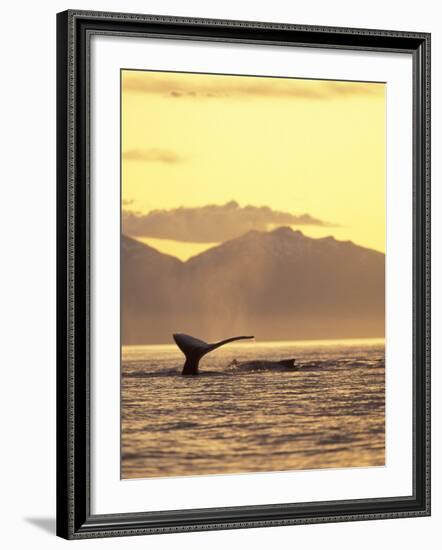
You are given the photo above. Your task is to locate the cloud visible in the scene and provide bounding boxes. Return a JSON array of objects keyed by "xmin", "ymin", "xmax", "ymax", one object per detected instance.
[
  {"xmin": 122, "ymin": 201, "xmax": 335, "ymax": 243},
  {"xmin": 122, "ymin": 72, "xmax": 384, "ymax": 101},
  {"xmin": 123, "ymin": 148, "xmax": 184, "ymax": 164}
]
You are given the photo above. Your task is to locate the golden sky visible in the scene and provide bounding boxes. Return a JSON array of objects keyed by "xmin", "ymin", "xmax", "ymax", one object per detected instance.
[{"xmin": 122, "ymin": 70, "xmax": 386, "ymax": 259}]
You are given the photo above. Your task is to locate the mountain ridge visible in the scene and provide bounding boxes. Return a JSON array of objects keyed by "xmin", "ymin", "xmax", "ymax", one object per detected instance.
[
  {"xmin": 126, "ymin": 226, "xmax": 385, "ymax": 264},
  {"xmin": 121, "ymin": 227, "xmax": 385, "ymax": 345}
]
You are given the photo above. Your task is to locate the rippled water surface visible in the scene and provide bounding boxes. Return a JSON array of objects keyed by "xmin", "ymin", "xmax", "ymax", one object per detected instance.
[{"xmin": 121, "ymin": 339, "xmax": 385, "ymax": 479}]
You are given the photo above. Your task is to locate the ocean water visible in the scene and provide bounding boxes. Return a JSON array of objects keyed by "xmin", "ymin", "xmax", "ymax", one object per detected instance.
[{"xmin": 121, "ymin": 339, "xmax": 385, "ymax": 479}]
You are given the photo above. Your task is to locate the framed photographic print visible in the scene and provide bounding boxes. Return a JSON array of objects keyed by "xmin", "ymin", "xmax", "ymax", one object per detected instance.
[{"xmin": 56, "ymin": 10, "xmax": 431, "ymax": 539}]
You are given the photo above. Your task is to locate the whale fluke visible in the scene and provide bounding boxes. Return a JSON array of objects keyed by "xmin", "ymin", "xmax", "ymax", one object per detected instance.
[{"xmin": 173, "ymin": 333, "xmax": 254, "ymax": 375}]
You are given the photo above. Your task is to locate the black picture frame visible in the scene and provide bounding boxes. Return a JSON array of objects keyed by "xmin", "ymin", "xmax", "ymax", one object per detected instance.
[{"xmin": 56, "ymin": 9, "xmax": 431, "ymax": 540}]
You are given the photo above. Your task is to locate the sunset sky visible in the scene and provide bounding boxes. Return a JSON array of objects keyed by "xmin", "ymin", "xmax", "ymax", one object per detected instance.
[{"xmin": 121, "ymin": 70, "xmax": 386, "ymax": 260}]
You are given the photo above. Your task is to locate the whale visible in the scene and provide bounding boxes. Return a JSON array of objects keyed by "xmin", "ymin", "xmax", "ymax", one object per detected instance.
[
  {"xmin": 173, "ymin": 333, "xmax": 297, "ymax": 375},
  {"xmin": 173, "ymin": 333, "xmax": 254, "ymax": 375},
  {"xmin": 228, "ymin": 358, "xmax": 297, "ymax": 372}
]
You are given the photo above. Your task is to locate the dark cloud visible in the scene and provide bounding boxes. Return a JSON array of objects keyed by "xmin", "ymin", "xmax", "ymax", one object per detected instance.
[
  {"xmin": 122, "ymin": 72, "xmax": 384, "ymax": 101},
  {"xmin": 122, "ymin": 201, "xmax": 335, "ymax": 243},
  {"xmin": 123, "ymin": 148, "xmax": 184, "ymax": 164}
]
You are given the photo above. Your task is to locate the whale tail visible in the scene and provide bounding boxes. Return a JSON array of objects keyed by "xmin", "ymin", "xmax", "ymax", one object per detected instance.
[{"xmin": 173, "ymin": 333, "xmax": 254, "ymax": 375}]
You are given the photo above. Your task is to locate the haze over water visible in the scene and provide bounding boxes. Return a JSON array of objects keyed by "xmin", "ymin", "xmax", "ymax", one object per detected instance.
[{"xmin": 121, "ymin": 338, "xmax": 385, "ymax": 479}]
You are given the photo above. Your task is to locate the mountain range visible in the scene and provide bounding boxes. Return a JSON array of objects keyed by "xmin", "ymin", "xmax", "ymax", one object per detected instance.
[{"xmin": 122, "ymin": 227, "xmax": 385, "ymax": 344}]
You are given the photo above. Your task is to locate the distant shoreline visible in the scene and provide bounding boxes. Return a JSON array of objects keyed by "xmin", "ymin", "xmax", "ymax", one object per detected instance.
[{"xmin": 122, "ymin": 337, "xmax": 385, "ymax": 352}]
